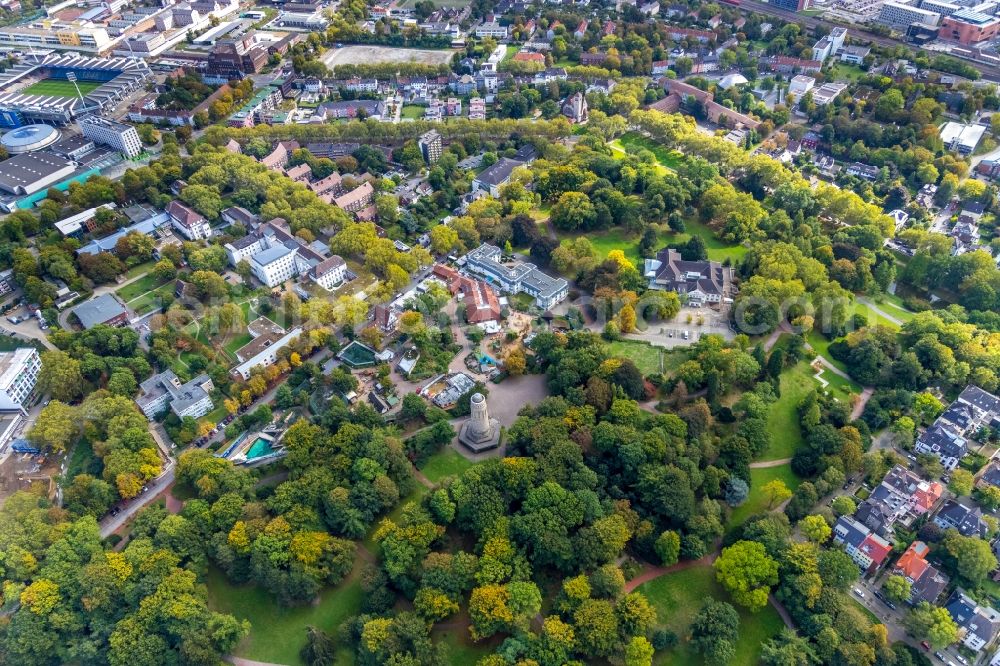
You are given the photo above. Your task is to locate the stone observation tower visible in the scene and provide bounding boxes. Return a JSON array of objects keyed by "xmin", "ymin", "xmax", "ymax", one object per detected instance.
[{"xmin": 458, "ymin": 392, "xmax": 501, "ymax": 452}]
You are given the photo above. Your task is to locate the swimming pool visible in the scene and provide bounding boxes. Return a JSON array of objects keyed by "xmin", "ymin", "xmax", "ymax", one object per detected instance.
[{"xmin": 245, "ymin": 437, "xmax": 275, "ymax": 460}]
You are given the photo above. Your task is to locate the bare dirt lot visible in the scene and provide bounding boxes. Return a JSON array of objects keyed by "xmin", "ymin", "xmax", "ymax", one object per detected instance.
[{"xmin": 322, "ymin": 45, "xmax": 456, "ymax": 68}]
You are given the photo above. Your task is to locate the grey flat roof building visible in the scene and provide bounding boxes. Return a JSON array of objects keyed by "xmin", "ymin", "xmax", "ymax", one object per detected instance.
[
  {"xmin": 0, "ymin": 151, "xmax": 75, "ymax": 195},
  {"xmin": 72, "ymin": 293, "xmax": 128, "ymax": 329}
]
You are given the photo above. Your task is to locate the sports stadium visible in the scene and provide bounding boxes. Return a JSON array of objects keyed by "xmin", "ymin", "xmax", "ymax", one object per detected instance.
[{"xmin": 0, "ymin": 53, "xmax": 152, "ymax": 128}]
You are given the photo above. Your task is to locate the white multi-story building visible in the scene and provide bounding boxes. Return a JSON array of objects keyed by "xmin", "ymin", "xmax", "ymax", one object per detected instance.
[
  {"xmin": 252, "ymin": 245, "xmax": 297, "ymax": 288},
  {"xmin": 0, "ymin": 21, "xmax": 113, "ymax": 52},
  {"xmin": 227, "ymin": 219, "xmax": 337, "ymax": 288},
  {"xmin": 135, "ymin": 370, "xmax": 214, "ymax": 419},
  {"xmin": 232, "ymin": 326, "xmax": 303, "ymax": 380},
  {"xmin": 475, "ymin": 22, "xmax": 508, "ymax": 38},
  {"xmin": 166, "ymin": 200, "xmax": 211, "ymax": 240},
  {"xmin": 878, "ymin": 1, "xmax": 941, "ymax": 26},
  {"xmin": 812, "ymin": 27, "xmax": 847, "ymax": 62},
  {"xmin": 79, "ymin": 116, "xmax": 143, "ymax": 158},
  {"xmin": 309, "ymin": 256, "xmax": 347, "ymax": 291},
  {"xmin": 464, "ymin": 243, "xmax": 568, "ymax": 309},
  {"xmin": 788, "ymin": 75, "xmax": 816, "ymax": 98},
  {"xmin": 0, "ymin": 348, "xmax": 41, "ymax": 415}
]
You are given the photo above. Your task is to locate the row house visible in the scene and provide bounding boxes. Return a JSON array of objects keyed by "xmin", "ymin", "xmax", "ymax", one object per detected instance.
[
  {"xmin": 946, "ymin": 590, "xmax": 1000, "ymax": 653},
  {"xmin": 934, "ymin": 499, "xmax": 989, "ymax": 538},
  {"xmin": 916, "ymin": 385, "xmax": 1000, "ymax": 470},
  {"xmin": 833, "ymin": 515, "xmax": 893, "ymax": 574},
  {"xmin": 892, "ymin": 541, "xmax": 949, "ymax": 605},
  {"xmin": 469, "ymin": 98, "xmax": 487, "ymax": 120}
]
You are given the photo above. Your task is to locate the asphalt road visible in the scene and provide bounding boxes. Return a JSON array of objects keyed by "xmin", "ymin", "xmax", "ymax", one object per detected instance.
[{"xmin": 98, "ymin": 423, "xmax": 175, "ymax": 538}]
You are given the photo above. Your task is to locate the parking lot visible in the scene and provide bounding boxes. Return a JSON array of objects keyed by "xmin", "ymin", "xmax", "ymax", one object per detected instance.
[{"xmin": 625, "ymin": 306, "xmax": 735, "ymax": 348}]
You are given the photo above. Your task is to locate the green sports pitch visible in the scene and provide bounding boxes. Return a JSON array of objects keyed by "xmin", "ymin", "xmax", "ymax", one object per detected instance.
[{"xmin": 20, "ymin": 79, "xmax": 103, "ymax": 97}]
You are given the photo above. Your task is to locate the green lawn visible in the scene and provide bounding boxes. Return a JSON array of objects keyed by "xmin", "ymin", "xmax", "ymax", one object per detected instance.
[
  {"xmin": 117, "ymin": 273, "xmax": 166, "ymax": 302},
  {"xmin": 680, "ymin": 218, "xmax": 748, "ymax": 263},
  {"xmin": 763, "ymin": 362, "xmax": 814, "ymax": 461},
  {"xmin": 818, "ymin": 366, "xmax": 863, "ymax": 402},
  {"xmin": 199, "ymin": 404, "xmax": 228, "ymax": 427},
  {"xmin": 609, "ymin": 139, "xmax": 670, "ymax": 176},
  {"xmin": 22, "ymin": 78, "xmax": 102, "ymax": 97},
  {"xmin": 64, "ymin": 438, "xmax": 100, "ymax": 482},
  {"xmin": 606, "ymin": 339, "xmax": 666, "ymax": 376},
  {"xmin": 125, "ymin": 260, "xmax": 156, "ymax": 279},
  {"xmin": 805, "ymin": 330, "xmax": 851, "ymax": 377},
  {"xmin": 824, "ymin": 62, "xmax": 865, "ymax": 81},
  {"xmin": 433, "ymin": 622, "xmax": 496, "ymax": 664},
  {"xmin": 875, "ymin": 292, "xmax": 918, "ymax": 322},
  {"xmin": 728, "ymin": 464, "xmax": 802, "ymax": 529},
  {"xmin": 419, "ymin": 448, "xmax": 474, "ymax": 483},
  {"xmin": 556, "ymin": 219, "xmax": 743, "ymax": 268},
  {"xmin": 224, "ymin": 332, "xmax": 254, "ymax": 354},
  {"xmin": 205, "ymin": 565, "xmax": 363, "ymax": 666},
  {"xmin": 638, "ymin": 565, "xmax": 785, "ymax": 666},
  {"xmin": 849, "ymin": 300, "xmax": 901, "ymax": 329},
  {"xmin": 401, "ymin": 104, "xmax": 424, "ymax": 120},
  {"xmin": 128, "ymin": 282, "xmax": 175, "ymax": 315},
  {"xmin": 613, "ymin": 132, "xmax": 685, "ymax": 170}
]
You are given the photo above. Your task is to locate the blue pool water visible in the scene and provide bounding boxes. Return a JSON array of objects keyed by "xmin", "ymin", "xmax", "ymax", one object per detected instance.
[{"xmin": 245, "ymin": 437, "xmax": 274, "ymax": 459}]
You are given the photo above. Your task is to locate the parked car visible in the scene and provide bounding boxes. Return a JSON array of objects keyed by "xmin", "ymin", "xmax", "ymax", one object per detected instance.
[
  {"xmin": 853, "ymin": 588, "xmax": 864, "ymax": 598},
  {"xmin": 921, "ymin": 641, "xmax": 931, "ymax": 651}
]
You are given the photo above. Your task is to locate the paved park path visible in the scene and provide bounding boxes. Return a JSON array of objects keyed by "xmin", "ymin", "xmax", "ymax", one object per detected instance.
[
  {"xmin": 623, "ymin": 551, "xmax": 718, "ymax": 594},
  {"xmin": 750, "ymin": 457, "xmax": 792, "ymax": 468}
]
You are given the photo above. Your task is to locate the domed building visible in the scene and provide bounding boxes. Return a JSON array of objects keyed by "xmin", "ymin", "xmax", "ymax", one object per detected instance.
[{"xmin": 0, "ymin": 124, "xmax": 60, "ymax": 154}]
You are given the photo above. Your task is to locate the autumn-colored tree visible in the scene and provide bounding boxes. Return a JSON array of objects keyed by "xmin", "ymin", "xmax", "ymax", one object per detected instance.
[
  {"xmin": 414, "ymin": 587, "xmax": 460, "ymax": 622},
  {"xmin": 762, "ymin": 479, "xmax": 792, "ymax": 508},
  {"xmin": 504, "ymin": 348, "xmax": 526, "ymax": 376}
]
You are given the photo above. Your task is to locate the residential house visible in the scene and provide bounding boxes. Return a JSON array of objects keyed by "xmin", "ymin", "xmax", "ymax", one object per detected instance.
[
  {"xmin": 309, "ymin": 255, "xmax": 347, "ymax": 291},
  {"xmin": 334, "ymin": 181, "xmax": 375, "ymax": 213},
  {"xmin": 760, "ymin": 55, "xmax": 823, "ymax": 74},
  {"xmin": 534, "ymin": 67, "xmax": 568, "ymax": 86},
  {"xmin": 284, "ymin": 163, "xmax": 312, "ymax": 184},
  {"xmin": 166, "ymin": 200, "xmax": 211, "ymax": 240},
  {"xmin": 934, "ymin": 499, "xmax": 989, "ymax": 538},
  {"xmin": 456, "ymin": 276, "xmax": 501, "ymax": 324},
  {"xmin": 833, "ymin": 514, "xmax": 893, "ymax": 574},
  {"xmin": 469, "ymin": 97, "xmax": 487, "ymax": 120},
  {"xmin": 846, "ymin": 162, "xmax": 880, "ymax": 180},
  {"xmin": 916, "ymin": 385, "xmax": 1000, "ymax": 470},
  {"xmin": 643, "ymin": 247, "xmax": 735, "ymax": 305},
  {"xmin": 946, "ymin": 590, "xmax": 1000, "ymax": 652},
  {"xmin": 892, "ymin": 541, "xmax": 949, "ymax": 605},
  {"xmin": 232, "ymin": 324, "xmax": 304, "ymax": 380},
  {"xmin": 866, "ymin": 464, "xmax": 943, "ymax": 526},
  {"xmin": 221, "ymin": 206, "xmax": 258, "ymax": 229},
  {"xmin": 373, "ymin": 304, "xmax": 399, "ymax": 334}
]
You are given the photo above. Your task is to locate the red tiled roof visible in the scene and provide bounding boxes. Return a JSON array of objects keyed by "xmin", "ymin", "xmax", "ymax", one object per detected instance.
[
  {"xmin": 895, "ymin": 541, "xmax": 931, "ymax": 581},
  {"xmin": 860, "ymin": 534, "xmax": 892, "ymax": 565}
]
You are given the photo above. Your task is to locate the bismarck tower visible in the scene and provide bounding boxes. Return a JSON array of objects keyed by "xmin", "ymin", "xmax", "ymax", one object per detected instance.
[{"xmin": 458, "ymin": 392, "xmax": 501, "ymax": 452}]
